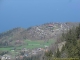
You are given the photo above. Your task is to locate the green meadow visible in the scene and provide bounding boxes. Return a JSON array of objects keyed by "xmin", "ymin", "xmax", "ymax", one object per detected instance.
[{"xmin": 0, "ymin": 39, "xmax": 56, "ymax": 51}]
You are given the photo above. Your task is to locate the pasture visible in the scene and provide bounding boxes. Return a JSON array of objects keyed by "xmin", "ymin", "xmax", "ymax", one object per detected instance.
[{"xmin": 0, "ymin": 39, "xmax": 56, "ymax": 51}]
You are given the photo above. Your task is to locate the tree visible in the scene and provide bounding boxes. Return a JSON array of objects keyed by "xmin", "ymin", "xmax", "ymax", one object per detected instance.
[
  {"xmin": 55, "ymin": 48, "xmax": 61, "ymax": 58},
  {"xmin": 61, "ymin": 24, "xmax": 80, "ymax": 59},
  {"xmin": 44, "ymin": 50, "xmax": 53, "ymax": 60},
  {"xmin": 76, "ymin": 23, "xmax": 80, "ymax": 39}
]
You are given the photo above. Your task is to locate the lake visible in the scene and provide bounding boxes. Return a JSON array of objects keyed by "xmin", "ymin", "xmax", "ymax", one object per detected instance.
[{"xmin": 0, "ymin": 0, "xmax": 80, "ymax": 33}]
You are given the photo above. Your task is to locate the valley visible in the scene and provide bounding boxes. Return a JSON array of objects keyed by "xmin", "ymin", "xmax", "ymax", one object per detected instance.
[{"xmin": 0, "ymin": 22, "xmax": 79, "ymax": 60}]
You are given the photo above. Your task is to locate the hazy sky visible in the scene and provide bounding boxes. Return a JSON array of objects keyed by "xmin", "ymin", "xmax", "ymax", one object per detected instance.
[{"xmin": 0, "ymin": 0, "xmax": 80, "ymax": 33}]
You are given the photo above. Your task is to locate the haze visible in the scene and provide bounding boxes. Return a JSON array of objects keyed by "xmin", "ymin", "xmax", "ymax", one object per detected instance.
[{"xmin": 0, "ymin": 0, "xmax": 80, "ymax": 33}]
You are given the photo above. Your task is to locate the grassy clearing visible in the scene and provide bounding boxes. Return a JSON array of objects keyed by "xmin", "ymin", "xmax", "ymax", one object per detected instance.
[
  {"xmin": 0, "ymin": 47, "xmax": 13, "ymax": 51},
  {"xmin": 18, "ymin": 39, "xmax": 56, "ymax": 49},
  {"xmin": 0, "ymin": 39, "xmax": 56, "ymax": 51}
]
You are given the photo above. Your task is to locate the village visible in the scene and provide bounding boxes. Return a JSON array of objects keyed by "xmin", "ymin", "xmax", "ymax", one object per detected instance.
[
  {"xmin": 0, "ymin": 22, "xmax": 72, "ymax": 60},
  {"xmin": 0, "ymin": 45, "xmax": 49, "ymax": 60}
]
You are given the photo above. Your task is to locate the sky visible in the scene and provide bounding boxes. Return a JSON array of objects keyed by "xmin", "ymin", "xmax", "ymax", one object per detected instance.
[{"xmin": 0, "ymin": 0, "xmax": 80, "ymax": 33}]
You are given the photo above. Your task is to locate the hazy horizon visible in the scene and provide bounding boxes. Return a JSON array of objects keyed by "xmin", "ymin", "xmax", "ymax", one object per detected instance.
[{"xmin": 0, "ymin": 0, "xmax": 80, "ymax": 33}]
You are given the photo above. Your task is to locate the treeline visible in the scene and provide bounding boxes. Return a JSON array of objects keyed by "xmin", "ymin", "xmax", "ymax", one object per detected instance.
[
  {"xmin": 0, "ymin": 41, "xmax": 9, "ymax": 47},
  {"xmin": 0, "ymin": 51, "xmax": 8, "ymax": 56},
  {"xmin": 0, "ymin": 40, "xmax": 14, "ymax": 47},
  {"xmin": 55, "ymin": 23, "xmax": 80, "ymax": 59},
  {"xmin": 61, "ymin": 24, "xmax": 80, "ymax": 58},
  {"xmin": 41, "ymin": 23, "xmax": 80, "ymax": 60}
]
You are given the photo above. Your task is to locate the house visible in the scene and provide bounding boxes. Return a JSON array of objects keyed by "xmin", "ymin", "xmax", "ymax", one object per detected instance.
[
  {"xmin": 1, "ymin": 54, "xmax": 11, "ymax": 60},
  {"xmin": 48, "ymin": 24, "xmax": 54, "ymax": 27},
  {"xmin": 37, "ymin": 48, "xmax": 42, "ymax": 51},
  {"xmin": 44, "ymin": 49, "xmax": 49, "ymax": 52},
  {"xmin": 44, "ymin": 45, "xmax": 48, "ymax": 48},
  {"xmin": 24, "ymin": 54, "xmax": 28, "ymax": 57},
  {"xmin": 18, "ymin": 55, "xmax": 24, "ymax": 60},
  {"xmin": 1, "ymin": 56, "xmax": 6, "ymax": 60},
  {"xmin": 32, "ymin": 50, "xmax": 37, "ymax": 55},
  {"xmin": 21, "ymin": 48, "xmax": 28, "ymax": 52}
]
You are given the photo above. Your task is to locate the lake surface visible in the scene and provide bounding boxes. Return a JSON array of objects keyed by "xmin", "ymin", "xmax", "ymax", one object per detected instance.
[{"xmin": 0, "ymin": 0, "xmax": 80, "ymax": 33}]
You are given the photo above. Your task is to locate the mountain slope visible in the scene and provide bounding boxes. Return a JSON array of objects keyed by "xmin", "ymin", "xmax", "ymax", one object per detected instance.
[{"xmin": 0, "ymin": 22, "xmax": 79, "ymax": 47}]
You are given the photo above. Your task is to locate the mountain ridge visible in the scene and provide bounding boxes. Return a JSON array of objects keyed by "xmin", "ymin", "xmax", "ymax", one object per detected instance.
[{"xmin": 0, "ymin": 22, "xmax": 79, "ymax": 40}]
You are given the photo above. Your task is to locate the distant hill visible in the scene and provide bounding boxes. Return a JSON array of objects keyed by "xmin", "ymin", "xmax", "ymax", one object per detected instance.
[{"xmin": 0, "ymin": 22, "xmax": 79, "ymax": 47}]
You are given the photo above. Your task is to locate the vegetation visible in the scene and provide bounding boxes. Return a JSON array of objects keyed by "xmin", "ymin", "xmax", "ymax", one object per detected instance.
[
  {"xmin": 54, "ymin": 23, "xmax": 80, "ymax": 59},
  {"xmin": 0, "ymin": 39, "xmax": 55, "ymax": 51},
  {"xmin": 22, "ymin": 54, "xmax": 41, "ymax": 60},
  {"xmin": 0, "ymin": 23, "xmax": 80, "ymax": 60},
  {"xmin": 55, "ymin": 48, "xmax": 61, "ymax": 58},
  {"xmin": 44, "ymin": 50, "xmax": 53, "ymax": 60},
  {"xmin": 43, "ymin": 23, "xmax": 80, "ymax": 60}
]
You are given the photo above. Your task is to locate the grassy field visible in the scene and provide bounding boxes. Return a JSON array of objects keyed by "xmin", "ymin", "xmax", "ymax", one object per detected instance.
[
  {"xmin": 0, "ymin": 47, "xmax": 13, "ymax": 51},
  {"xmin": 0, "ymin": 39, "xmax": 56, "ymax": 51}
]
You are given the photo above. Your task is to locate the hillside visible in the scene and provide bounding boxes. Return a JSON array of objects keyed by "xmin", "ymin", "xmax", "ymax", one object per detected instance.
[
  {"xmin": 0, "ymin": 22, "xmax": 79, "ymax": 47},
  {"xmin": 39, "ymin": 23, "xmax": 80, "ymax": 60},
  {"xmin": 0, "ymin": 22, "xmax": 80, "ymax": 60}
]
